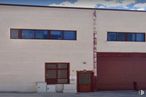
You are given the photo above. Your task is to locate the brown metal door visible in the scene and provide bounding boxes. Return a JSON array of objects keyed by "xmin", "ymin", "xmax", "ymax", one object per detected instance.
[{"xmin": 77, "ymin": 71, "xmax": 94, "ymax": 92}]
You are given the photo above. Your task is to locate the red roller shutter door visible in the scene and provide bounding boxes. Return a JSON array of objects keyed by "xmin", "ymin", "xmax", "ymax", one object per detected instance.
[{"xmin": 97, "ymin": 52, "xmax": 146, "ymax": 90}]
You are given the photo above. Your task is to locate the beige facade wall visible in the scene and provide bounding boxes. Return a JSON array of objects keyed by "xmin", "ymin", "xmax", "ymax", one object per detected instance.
[
  {"xmin": 0, "ymin": 4, "xmax": 146, "ymax": 92},
  {"xmin": 96, "ymin": 10, "xmax": 146, "ymax": 52},
  {"xmin": 0, "ymin": 5, "xmax": 94, "ymax": 92}
]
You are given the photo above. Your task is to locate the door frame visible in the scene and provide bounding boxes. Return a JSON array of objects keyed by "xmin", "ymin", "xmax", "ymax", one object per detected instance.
[{"xmin": 77, "ymin": 70, "xmax": 94, "ymax": 92}]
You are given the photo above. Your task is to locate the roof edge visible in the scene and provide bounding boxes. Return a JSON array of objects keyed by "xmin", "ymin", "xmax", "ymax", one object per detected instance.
[{"xmin": 0, "ymin": 3, "xmax": 146, "ymax": 13}]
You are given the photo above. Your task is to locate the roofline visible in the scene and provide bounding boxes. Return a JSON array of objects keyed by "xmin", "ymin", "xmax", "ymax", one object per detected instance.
[{"xmin": 0, "ymin": 3, "xmax": 146, "ymax": 13}]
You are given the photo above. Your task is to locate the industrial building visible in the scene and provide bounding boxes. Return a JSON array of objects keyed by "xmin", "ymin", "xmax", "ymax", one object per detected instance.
[{"xmin": 0, "ymin": 4, "xmax": 146, "ymax": 92}]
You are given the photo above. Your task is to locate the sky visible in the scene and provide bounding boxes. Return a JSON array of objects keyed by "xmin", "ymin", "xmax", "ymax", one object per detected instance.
[{"xmin": 0, "ymin": 0, "xmax": 146, "ymax": 10}]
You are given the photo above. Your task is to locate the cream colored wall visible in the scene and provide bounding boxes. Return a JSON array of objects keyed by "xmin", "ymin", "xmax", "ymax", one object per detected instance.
[
  {"xmin": 0, "ymin": 5, "xmax": 94, "ymax": 92},
  {"xmin": 1, "ymin": 5, "xmax": 145, "ymax": 92},
  {"xmin": 96, "ymin": 10, "xmax": 146, "ymax": 52}
]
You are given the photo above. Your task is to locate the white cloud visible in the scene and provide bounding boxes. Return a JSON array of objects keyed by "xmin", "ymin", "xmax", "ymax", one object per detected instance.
[
  {"xmin": 133, "ymin": 3, "xmax": 146, "ymax": 10},
  {"xmin": 48, "ymin": 0, "xmax": 146, "ymax": 10},
  {"xmin": 136, "ymin": 8, "xmax": 145, "ymax": 10},
  {"xmin": 96, "ymin": 0, "xmax": 135, "ymax": 8},
  {"xmin": 49, "ymin": 0, "xmax": 98, "ymax": 8},
  {"xmin": 49, "ymin": 0, "xmax": 135, "ymax": 8}
]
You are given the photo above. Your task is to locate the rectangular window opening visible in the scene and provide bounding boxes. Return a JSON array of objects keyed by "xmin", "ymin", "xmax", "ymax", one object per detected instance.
[
  {"xmin": 10, "ymin": 29, "xmax": 76, "ymax": 40},
  {"xmin": 107, "ymin": 32, "xmax": 145, "ymax": 42},
  {"xmin": 45, "ymin": 63, "xmax": 69, "ymax": 84}
]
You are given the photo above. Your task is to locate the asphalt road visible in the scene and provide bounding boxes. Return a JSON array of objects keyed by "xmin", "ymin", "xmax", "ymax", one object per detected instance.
[{"xmin": 0, "ymin": 90, "xmax": 145, "ymax": 97}]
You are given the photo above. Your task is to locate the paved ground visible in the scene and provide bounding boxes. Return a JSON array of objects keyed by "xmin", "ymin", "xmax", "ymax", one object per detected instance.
[{"xmin": 0, "ymin": 91, "xmax": 145, "ymax": 97}]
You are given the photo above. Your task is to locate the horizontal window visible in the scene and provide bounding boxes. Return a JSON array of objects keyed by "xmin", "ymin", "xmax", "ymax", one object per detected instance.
[
  {"xmin": 10, "ymin": 29, "xmax": 76, "ymax": 40},
  {"xmin": 107, "ymin": 32, "xmax": 145, "ymax": 42}
]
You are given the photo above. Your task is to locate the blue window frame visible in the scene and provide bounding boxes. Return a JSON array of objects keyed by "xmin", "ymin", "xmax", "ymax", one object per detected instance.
[
  {"xmin": 64, "ymin": 31, "xmax": 76, "ymax": 40},
  {"xmin": 107, "ymin": 32, "xmax": 145, "ymax": 42}
]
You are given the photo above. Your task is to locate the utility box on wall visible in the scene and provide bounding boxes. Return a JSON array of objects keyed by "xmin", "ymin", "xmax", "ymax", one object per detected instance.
[
  {"xmin": 36, "ymin": 82, "xmax": 47, "ymax": 93},
  {"xmin": 55, "ymin": 84, "xmax": 64, "ymax": 93}
]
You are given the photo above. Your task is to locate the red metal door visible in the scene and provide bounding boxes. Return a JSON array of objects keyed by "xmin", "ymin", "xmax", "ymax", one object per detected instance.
[
  {"xmin": 97, "ymin": 52, "xmax": 146, "ymax": 90},
  {"xmin": 77, "ymin": 71, "xmax": 94, "ymax": 92}
]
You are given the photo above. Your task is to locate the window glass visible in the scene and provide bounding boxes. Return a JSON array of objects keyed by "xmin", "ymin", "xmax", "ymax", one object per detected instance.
[
  {"xmin": 136, "ymin": 33, "xmax": 145, "ymax": 42},
  {"xmin": 45, "ymin": 63, "xmax": 69, "ymax": 84},
  {"xmin": 79, "ymin": 73, "xmax": 91, "ymax": 84},
  {"xmin": 11, "ymin": 29, "xmax": 76, "ymax": 40},
  {"xmin": 58, "ymin": 79, "xmax": 68, "ymax": 83},
  {"xmin": 127, "ymin": 33, "xmax": 136, "ymax": 41},
  {"xmin": 64, "ymin": 31, "xmax": 76, "ymax": 40},
  {"xmin": 58, "ymin": 63, "xmax": 68, "ymax": 69},
  {"xmin": 58, "ymin": 70, "xmax": 67, "ymax": 78},
  {"xmin": 34, "ymin": 30, "xmax": 49, "ymax": 39},
  {"xmin": 50, "ymin": 31, "xmax": 63, "ymax": 39},
  {"xmin": 46, "ymin": 70, "xmax": 57, "ymax": 79},
  {"xmin": 22, "ymin": 30, "xmax": 34, "ymax": 39},
  {"xmin": 46, "ymin": 64, "xmax": 57, "ymax": 69},
  {"xmin": 10, "ymin": 29, "xmax": 19, "ymax": 39},
  {"xmin": 107, "ymin": 32, "xmax": 117, "ymax": 41},
  {"xmin": 117, "ymin": 33, "xmax": 125, "ymax": 41},
  {"xmin": 107, "ymin": 32, "xmax": 145, "ymax": 42}
]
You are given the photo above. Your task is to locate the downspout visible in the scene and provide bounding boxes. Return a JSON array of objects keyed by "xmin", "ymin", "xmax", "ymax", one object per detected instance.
[{"xmin": 93, "ymin": 9, "xmax": 97, "ymax": 91}]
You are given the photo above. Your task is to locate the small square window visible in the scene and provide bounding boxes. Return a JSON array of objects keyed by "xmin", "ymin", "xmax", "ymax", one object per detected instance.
[{"xmin": 45, "ymin": 63, "xmax": 69, "ymax": 84}]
